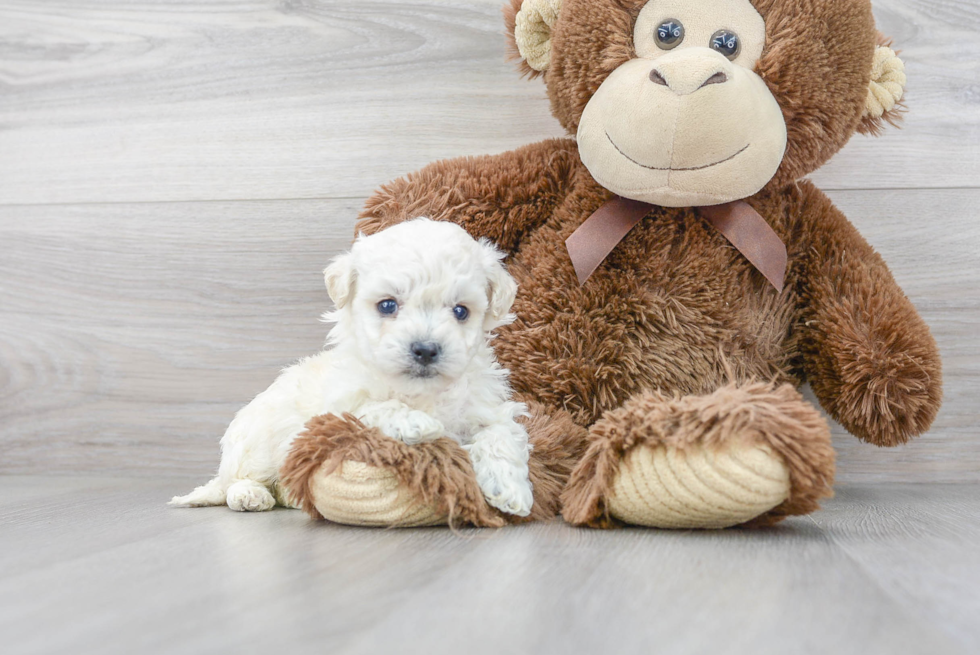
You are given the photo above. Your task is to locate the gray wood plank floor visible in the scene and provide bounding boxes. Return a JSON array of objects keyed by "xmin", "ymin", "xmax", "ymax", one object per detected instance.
[{"xmin": 1, "ymin": 477, "xmax": 977, "ymax": 655}]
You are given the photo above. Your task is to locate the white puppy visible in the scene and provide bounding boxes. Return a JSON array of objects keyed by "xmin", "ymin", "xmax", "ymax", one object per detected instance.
[{"xmin": 170, "ymin": 218, "xmax": 534, "ymax": 516}]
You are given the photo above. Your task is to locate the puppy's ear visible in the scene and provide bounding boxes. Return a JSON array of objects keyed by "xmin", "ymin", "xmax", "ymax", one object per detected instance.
[
  {"xmin": 323, "ymin": 253, "xmax": 356, "ymax": 309},
  {"xmin": 479, "ymin": 240, "xmax": 517, "ymax": 330}
]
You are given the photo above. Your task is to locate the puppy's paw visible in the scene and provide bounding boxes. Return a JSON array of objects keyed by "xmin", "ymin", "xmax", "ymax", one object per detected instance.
[
  {"xmin": 479, "ymin": 469, "xmax": 534, "ymax": 517},
  {"xmin": 468, "ymin": 450, "xmax": 534, "ymax": 517},
  {"xmin": 226, "ymin": 480, "xmax": 276, "ymax": 512},
  {"xmin": 465, "ymin": 423, "xmax": 533, "ymax": 516},
  {"xmin": 389, "ymin": 410, "xmax": 445, "ymax": 445},
  {"xmin": 357, "ymin": 401, "xmax": 444, "ymax": 444},
  {"xmin": 168, "ymin": 479, "xmax": 226, "ymax": 507}
]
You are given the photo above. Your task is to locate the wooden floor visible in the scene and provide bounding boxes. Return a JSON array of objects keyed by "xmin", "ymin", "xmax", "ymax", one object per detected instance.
[{"xmin": 2, "ymin": 477, "xmax": 978, "ymax": 655}]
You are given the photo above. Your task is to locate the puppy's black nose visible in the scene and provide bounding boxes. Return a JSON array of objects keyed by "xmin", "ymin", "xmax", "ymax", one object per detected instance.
[{"xmin": 410, "ymin": 342, "xmax": 441, "ymax": 365}]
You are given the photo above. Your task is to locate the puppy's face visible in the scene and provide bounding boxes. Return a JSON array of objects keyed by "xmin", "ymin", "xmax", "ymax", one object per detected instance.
[{"xmin": 324, "ymin": 219, "xmax": 517, "ymax": 395}]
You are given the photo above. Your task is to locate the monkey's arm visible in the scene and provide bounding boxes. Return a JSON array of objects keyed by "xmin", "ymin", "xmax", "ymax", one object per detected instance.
[
  {"xmin": 795, "ymin": 181, "xmax": 942, "ymax": 446},
  {"xmin": 355, "ymin": 138, "xmax": 578, "ymax": 252}
]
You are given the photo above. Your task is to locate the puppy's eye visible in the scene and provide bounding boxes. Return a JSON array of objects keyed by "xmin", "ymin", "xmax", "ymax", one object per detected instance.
[
  {"xmin": 655, "ymin": 19, "xmax": 684, "ymax": 50},
  {"xmin": 710, "ymin": 30, "xmax": 740, "ymax": 60},
  {"xmin": 377, "ymin": 299, "xmax": 398, "ymax": 316},
  {"xmin": 452, "ymin": 305, "xmax": 469, "ymax": 321}
]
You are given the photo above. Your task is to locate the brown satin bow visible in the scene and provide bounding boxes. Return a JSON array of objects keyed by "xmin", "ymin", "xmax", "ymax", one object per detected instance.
[{"xmin": 564, "ymin": 196, "xmax": 787, "ymax": 291}]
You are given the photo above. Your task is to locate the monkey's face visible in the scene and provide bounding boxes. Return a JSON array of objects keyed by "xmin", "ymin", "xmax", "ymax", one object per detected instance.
[
  {"xmin": 576, "ymin": 0, "xmax": 786, "ymax": 206},
  {"xmin": 508, "ymin": 0, "xmax": 894, "ymax": 199}
]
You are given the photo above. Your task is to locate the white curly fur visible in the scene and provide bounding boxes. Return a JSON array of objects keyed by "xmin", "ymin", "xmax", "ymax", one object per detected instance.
[{"xmin": 170, "ymin": 218, "xmax": 534, "ymax": 517}]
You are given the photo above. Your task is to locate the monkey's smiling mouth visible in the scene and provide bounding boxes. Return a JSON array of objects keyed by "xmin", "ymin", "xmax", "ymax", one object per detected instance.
[{"xmin": 605, "ymin": 132, "xmax": 749, "ymax": 171}]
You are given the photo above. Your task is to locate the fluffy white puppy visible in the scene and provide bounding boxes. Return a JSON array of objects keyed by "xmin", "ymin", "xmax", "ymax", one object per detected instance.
[{"xmin": 170, "ymin": 218, "xmax": 534, "ymax": 516}]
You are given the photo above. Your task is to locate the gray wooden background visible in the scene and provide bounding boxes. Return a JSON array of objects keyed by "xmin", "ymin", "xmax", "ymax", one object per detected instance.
[{"xmin": 1, "ymin": 0, "xmax": 977, "ymax": 483}]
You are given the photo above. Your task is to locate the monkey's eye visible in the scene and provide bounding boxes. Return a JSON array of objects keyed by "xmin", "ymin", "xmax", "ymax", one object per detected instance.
[
  {"xmin": 710, "ymin": 30, "xmax": 741, "ymax": 60},
  {"xmin": 452, "ymin": 305, "xmax": 469, "ymax": 321},
  {"xmin": 655, "ymin": 19, "xmax": 684, "ymax": 50},
  {"xmin": 377, "ymin": 299, "xmax": 398, "ymax": 316}
]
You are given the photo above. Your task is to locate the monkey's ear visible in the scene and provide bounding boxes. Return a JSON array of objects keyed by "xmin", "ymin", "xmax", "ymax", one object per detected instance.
[
  {"xmin": 858, "ymin": 35, "xmax": 907, "ymax": 136},
  {"xmin": 505, "ymin": 0, "xmax": 562, "ymax": 77},
  {"xmin": 323, "ymin": 253, "xmax": 356, "ymax": 309}
]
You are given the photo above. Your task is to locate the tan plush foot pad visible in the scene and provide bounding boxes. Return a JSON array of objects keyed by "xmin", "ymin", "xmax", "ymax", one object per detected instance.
[
  {"xmin": 606, "ymin": 443, "xmax": 790, "ymax": 529},
  {"xmin": 309, "ymin": 461, "xmax": 447, "ymax": 527}
]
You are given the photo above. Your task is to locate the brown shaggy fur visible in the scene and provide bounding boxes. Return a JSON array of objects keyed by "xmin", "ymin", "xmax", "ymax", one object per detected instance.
[
  {"xmin": 280, "ymin": 403, "xmax": 586, "ymax": 527},
  {"xmin": 297, "ymin": 0, "xmax": 942, "ymax": 529},
  {"xmin": 794, "ymin": 183, "xmax": 942, "ymax": 446},
  {"xmin": 560, "ymin": 381, "xmax": 836, "ymax": 528},
  {"xmin": 520, "ymin": 400, "xmax": 590, "ymax": 518}
]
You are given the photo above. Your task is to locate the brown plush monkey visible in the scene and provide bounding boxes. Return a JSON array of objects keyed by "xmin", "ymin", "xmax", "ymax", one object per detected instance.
[{"xmin": 281, "ymin": 0, "xmax": 941, "ymax": 529}]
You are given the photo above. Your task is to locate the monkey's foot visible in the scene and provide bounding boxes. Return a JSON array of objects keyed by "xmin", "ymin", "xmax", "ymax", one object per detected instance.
[
  {"xmin": 308, "ymin": 460, "xmax": 447, "ymax": 527},
  {"xmin": 605, "ymin": 441, "xmax": 789, "ymax": 529},
  {"xmin": 280, "ymin": 407, "xmax": 584, "ymax": 528},
  {"xmin": 561, "ymin": 382, "xmax": 836, "ymax": 529}
]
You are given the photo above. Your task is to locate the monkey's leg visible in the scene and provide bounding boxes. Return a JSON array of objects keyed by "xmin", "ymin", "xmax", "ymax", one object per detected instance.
[
  {"xmin": 561, "ymin": 382, "xmax": 835, "ymax": 529},
  {"xmin": 280, "ymin": 405, "xmax": 584, "ymax": 527}
]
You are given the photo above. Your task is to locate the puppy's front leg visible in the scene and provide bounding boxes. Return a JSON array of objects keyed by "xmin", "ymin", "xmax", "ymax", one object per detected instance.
[
  {"xmin": 357, "ymin": 399, "xmax": 445, "ymax": 445},
  {"xmin": 465, "ymin": 422, "xmax": 534, "ymax": 517}
]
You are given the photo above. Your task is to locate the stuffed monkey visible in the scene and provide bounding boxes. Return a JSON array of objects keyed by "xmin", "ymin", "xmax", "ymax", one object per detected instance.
[{"xmin": 281, "ymin": 0, "xmax": 940, "ymax": 529}]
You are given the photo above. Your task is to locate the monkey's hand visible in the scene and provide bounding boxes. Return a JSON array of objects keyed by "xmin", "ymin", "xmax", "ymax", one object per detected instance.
[{"xmin": 797, "ymin": 183, "xmax": 942, "ymax": 446}]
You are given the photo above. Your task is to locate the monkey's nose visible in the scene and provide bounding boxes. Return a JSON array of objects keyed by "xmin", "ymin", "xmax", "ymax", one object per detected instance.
[
  {"xmin": 649, "ymin": 69, "xmax": 669, "ymax": 86},
  {"xmin": 649, "ymin": 67, "xmax": 729, "ymax": 94},
  {"xmin": 410, "ymin": 342, "xmax": 441, "ymax": 365},
  {"xmin": 699, "ymin": 71, "xmax": 729, "ymax": 88}
]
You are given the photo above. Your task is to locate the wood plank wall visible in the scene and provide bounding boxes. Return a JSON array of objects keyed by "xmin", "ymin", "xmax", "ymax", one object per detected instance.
[{"xmin": 1, "ymin": 0, "xmax": 978, "ymax": 482}]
